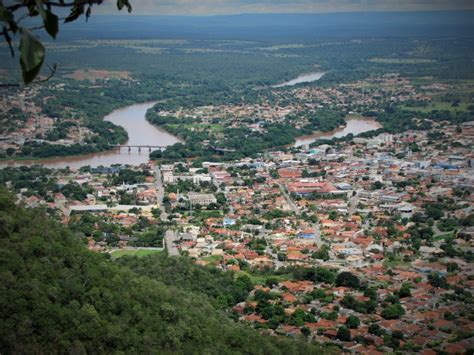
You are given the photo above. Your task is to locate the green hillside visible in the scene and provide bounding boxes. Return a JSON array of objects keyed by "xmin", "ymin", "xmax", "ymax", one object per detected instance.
[{"xmin": 0, "ymin": 189, "xmax": 329, "ymax": 354}]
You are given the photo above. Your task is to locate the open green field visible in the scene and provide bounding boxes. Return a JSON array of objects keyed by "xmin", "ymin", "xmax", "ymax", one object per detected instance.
[
  {"xmin": 383, "ymin": 256, "xmax": 411, "ymax": 269},
  {"xmin": 188, "ymin": 210, "xmax": 224, "ymax": 220},
  {"xmin": 236, "ymin": 270, "xmax": 291, "ymax": 285},
  {"xmin": 201, "ymin": 255, "xmax": 224, "ymax": 265},
  {"xmin": 110, "ymin": 248, "xmax": 163, "ymax": 259},
  {"xmin": 433, "ymin": 232, "xmax": 456, "ymax": 242}
]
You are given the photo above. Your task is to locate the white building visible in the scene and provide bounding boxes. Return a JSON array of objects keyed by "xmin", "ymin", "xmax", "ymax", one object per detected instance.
[{"xmin": 188, "ymin": 193, "xmax": 217, "ymax": 206}]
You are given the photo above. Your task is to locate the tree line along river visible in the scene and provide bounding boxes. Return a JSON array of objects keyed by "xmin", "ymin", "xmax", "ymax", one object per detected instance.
[{"xmin": 0, "ymin": 72, "xmax": 380, "ymax": 169}]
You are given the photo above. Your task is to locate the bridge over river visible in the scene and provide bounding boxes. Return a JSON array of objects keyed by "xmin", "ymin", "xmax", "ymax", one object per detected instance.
[{"xmin": 109, "ymin": 144, "xmax": 168, "ymax": 152}]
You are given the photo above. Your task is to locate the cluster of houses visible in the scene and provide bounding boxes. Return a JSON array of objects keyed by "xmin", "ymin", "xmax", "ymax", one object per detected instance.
[
  {"xmin": 233, "ymin": 261, "xmax": 473, "ymax": 354},
  {"xmin": 0, "ymin": 85, "xmax": 94, "ymax": 156},
  {"xmin": 153, "ymin": 74, "xmax": 433, "ymax": 136},
  {"xmin": 153, "ymin": 121, "xmax": 473, "ymax": 353},
  {"xmin": 11, "ymin": 163, "xmax": 161, "ymax": 250},
  {"xmin": 1, "ymin": 47, "xmax": 472, "ymax": 353},
  {"xmin": 2, "ymin": 109, "xmax": 473, "ymax": 352},
  {"xmin": 164, "ymin": 122, "xmax": 471, "ymax": 265}
]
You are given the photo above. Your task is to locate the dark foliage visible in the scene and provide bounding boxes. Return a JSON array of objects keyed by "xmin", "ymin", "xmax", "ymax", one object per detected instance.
[{"xmin": 0, "ymin": 189, "xmax": 327, "ymax": 354}]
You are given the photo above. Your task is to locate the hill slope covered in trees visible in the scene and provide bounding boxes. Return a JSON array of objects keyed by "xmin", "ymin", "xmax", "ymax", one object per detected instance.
[{"xmin": 0, "ymin": 189, "xmax": 328, "ymax": 354}]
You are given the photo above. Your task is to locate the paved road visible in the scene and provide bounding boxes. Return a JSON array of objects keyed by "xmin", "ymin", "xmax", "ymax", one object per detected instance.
[
  {"xmin": 264, "ymin": 237, "xmax": 285, "ymax": 269},
  {"xmin": 154, "ymin": 166, "xmax": 168, "ymax": 220},
  {"xmin": 278, "ymin": 183, "xmax": 301, "ymax": 216},
  {"xmin": 349, "ymin": 195, "xmax": 358, "ymax": 215},
  {"xmin": 164, "ymin": 230, "xmax": 180, "ymax": 256},
  {"xmin": 313, "ymin": 222, "xmax": 322, "ymax": 246},
  {"xmin": 154, "ymin": 165, "xmax": 178, "ymax": 256}
]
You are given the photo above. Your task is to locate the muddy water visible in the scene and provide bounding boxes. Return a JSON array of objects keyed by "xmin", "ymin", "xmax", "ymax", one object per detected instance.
[
  {"xmin": 295, "ymin": 118, "xmax": 382, "ymax": 147},
  {"xmin": 0, "ymin": 102, "xmax": 180, "ymax": 169}
]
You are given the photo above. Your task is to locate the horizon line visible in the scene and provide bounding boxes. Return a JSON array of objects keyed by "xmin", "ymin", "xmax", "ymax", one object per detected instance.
[{"xmin": 92, "ymin": 9, "xmax": 474, "ymax": 17}]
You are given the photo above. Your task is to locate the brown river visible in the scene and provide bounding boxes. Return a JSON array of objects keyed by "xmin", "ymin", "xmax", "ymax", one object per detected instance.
[
  {"xmin": 0, "ymin": 103, "xmax": 381, "ymax": 170},
  {"xmin": 294, "ymin": 117, "xmax": 382, "ymax": 147},
  {"xmin": 0, "ymin": 102, "xmax": 180, "ymax": 169}
]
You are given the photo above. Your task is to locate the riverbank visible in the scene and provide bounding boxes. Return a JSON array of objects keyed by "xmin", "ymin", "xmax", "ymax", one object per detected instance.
[
  {"xmin": 272, "ymin": 71, "xmax": 326, "ymax": 88},
  {"xmin": 0, "ymin": 102, "xmax": 180, "ymax": 169},
  {"xmin": 0, "ymin": 144, "xmax": 122, "ymax": 165},
  {"xmin": 1, "ymin": 69, "xmax": 380, "ymax": 168},
  {"xmin": 147, "ymin": 112, "xmax": 383, "ymax": 162},
  {"xmin": 295, "ymin": 117, "xmax": 382, "ymax": 147}
]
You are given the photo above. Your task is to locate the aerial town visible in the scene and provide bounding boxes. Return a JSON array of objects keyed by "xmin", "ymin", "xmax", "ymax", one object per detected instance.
[
  {"xmin": 0, "ymin": 85, "xmax": 93, "ymax": 152},
  {"xmin": 1, "ymin": 3, "xmax": 473, "ymax": 353},
  {"xmin": 2, "ymin": 117, "xmax": 472, "ymax": 353},
  {"xmin": 0, "ymin": 73, "xmax": 464, "ymax": 159}
]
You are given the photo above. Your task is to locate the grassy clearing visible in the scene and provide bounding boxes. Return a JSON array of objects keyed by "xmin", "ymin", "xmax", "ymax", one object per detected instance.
[
  {"xmin": 433, "ymin": 232, "xmax": 455, "ymax": 242},
  {"xmin": 201, "ymin": 255, "xmax": 224, "ymax": 265},
  {"xmin": 110, "ymin": 248, "xmax": 163, "ymax": 259},
  {"xmin": 236, "ymin": 270, "xmax": 291, "ymax": 285},
  {"xmin": 383, "ymin": 256, "xmax": 410, "ymax": 269}
]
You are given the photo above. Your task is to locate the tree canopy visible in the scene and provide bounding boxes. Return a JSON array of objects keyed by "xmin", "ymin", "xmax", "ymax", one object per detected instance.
[
  {"xmin": 0, "ymin": 0, "xmax": 132, "ymax": 85},
  {"xmin": 335, "ymin": 271, "xmax": 360, "ymax": 289},
  {"xmin": 0, "ymin": 188, "xmax": 327, "ymax": 353}
]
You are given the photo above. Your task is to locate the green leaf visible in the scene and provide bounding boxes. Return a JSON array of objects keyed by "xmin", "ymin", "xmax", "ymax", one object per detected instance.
[
  {"xmin": 64, "ymin": 5, "xmax": 84, "ymax": 23},
  {"xmin": 35, "ymin": 0, "xmax": 58, "ymax": 38},
  {"xmin": 35, "ymin": 0, "xmax": 47, "ymax": 18},
  {"xmin": 117, "ymin": 0, "xmax": 132, "ymax": 13},
  {"xmin": 27, "ymin": 4, "xmax": 39, "ymax": 17},
  {"xmin": 0, "ymin": 4, "xmax": 18, "ymax": 33},
  {"xmin": 19, "ymin": 27, "xmax": 45, "ymax": 84},
  {"xmin": 44, "ymin": 11, "xmax": 59, "ymax": 38},
  {"xmin": 0, "ymin": 4, "xmax": 13, "ymax": 24}
]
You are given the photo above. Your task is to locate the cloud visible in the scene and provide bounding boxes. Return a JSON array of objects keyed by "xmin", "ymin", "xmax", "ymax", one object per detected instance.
[{"xmin": 95, "ymin": 0, "xmax": 474, "ymax": 15}]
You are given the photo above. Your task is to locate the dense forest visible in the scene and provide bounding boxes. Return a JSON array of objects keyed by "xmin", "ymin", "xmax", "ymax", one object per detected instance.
[{"xmin": 0, "ymin": 188, "xmax": 330, "ymax": 353}]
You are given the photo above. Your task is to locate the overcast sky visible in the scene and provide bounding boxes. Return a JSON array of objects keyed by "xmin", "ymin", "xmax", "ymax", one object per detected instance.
[{"xmin": 95, "ymin": 0, "xmax": 474, "ymax": 15}]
